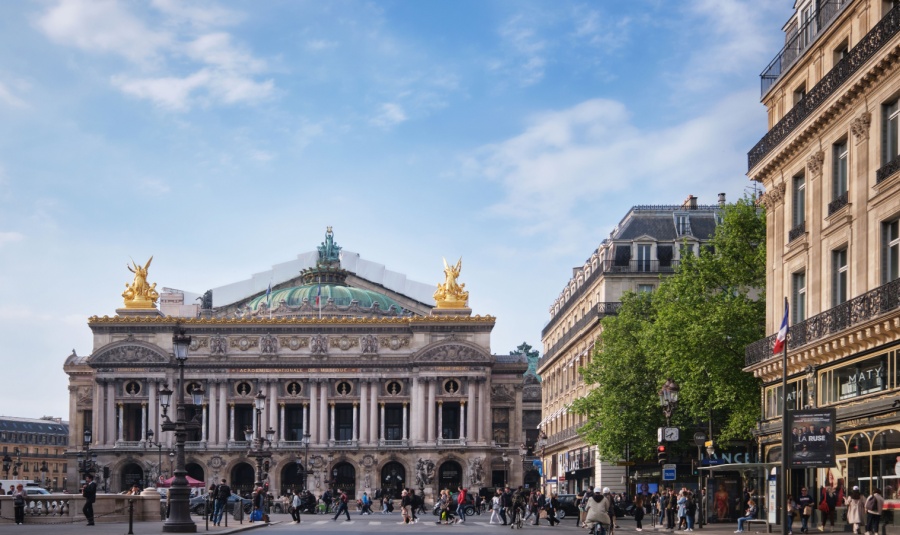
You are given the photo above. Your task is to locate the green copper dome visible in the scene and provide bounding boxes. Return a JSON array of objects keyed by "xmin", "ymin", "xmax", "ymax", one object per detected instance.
[{"xmin": 247, "ymin": 283, "xmax": 402, "ymax": 313}]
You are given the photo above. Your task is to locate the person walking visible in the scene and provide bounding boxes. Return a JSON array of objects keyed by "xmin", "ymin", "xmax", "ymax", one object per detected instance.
[
  {"xmin": 786, "ymin": 494, "xmax": 798, "ymax": 535},
  {"xmin": 798, "ymin": 487, "xmax": 814, "ymax": 533},
  {"xmin": 455, "ymin": 485, "xmax": 468, "ymax": 524},
  {"xmin": 844, "ymin": 486, "xmax": 863, "ymax": 535},
  {"xmin": 864, "ymin": 488, "xmax": 884, "ymax": 535},
  {"xmin": 400, "ymin": 489, "xmax": 412, "ymax": 524},
  {"xmin": 360, "ymin": 491, "xmax": 373, "ymax": 515},
  {"xmin": 547, "ymin": 493, "xmax": 561, "ymax": 527},
  {"xmin": 332, "ymin": 489, "xmax": 351, "ymax": 521},
  {"xmin": 490, "ymin": 490, "xmax": 502, "ymax": 524},
  {"xmin": 635, "ymin": 494, "xmax": 646, "ymax": 532},
  {"xmin": 212, "ymin": 478, "xmax": 230, "ymax": 526},
  {"xmin": 12, "ymin": 483, "xmax": 27, "ymax": 525},
  {"xmin": 500, "ymin": 487, "xmax": 512, "ymax": 525},
  {"xmin": 291, "ymin": 489, "xmax": 302, "ymax": 523},
  {"xmin": 819, "ymin": 485, "xmax": 838, "ymax": 531},
  {"xmin": 82, "ymin": 474, "xmax": 97, "ymax": 526},
  {"xmin": 685, "ymin": 492, "xmax": 696, "ymax": 532},
  {"xmin": 667, "ymin": 488, "xmax": 678, "ymax": 530}
]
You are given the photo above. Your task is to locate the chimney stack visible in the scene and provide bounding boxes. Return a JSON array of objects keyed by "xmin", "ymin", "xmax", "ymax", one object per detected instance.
[
  {"xmin": 718, "ymin": 193, "xmax": 726, "ymax": 207},
  {"xmin": 682, "ymin": 195, "xmax": 698, "ymax": 210}
]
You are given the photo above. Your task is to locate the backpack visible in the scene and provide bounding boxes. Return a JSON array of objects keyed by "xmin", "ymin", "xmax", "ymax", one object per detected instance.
[{"xmin": 217, "ymin": 484, "xmax": 231, "ymax": 500}]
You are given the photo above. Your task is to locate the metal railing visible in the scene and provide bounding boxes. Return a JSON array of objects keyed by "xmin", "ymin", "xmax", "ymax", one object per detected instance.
[
  {"xmin": 788, "ymin": 221, "xmax": 806, "ymax": 242},
  {"xmin": 876, "ymin": 154, "xmax": 900, "ymax": 184},
  {"xmin": 745, "ymin": 277, "xmax": 900, "ymax": 366},
  {"xmin": 827, "ymin": 192, "xmax": 849, "ymax": 215},
  {"xmin": 540, "ymin": 302, "xmax": 622, "ymax": 365},
  {"xmin": 760, "ymin": 1, "xmax": 850, "ymax": 96},
  {"xmin": 749, "ymin": 4, "xmax": 900, "ymax": 171}
]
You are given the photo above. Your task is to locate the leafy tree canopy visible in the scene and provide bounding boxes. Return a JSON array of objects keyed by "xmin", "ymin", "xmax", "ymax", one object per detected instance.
[{"xmin": 571, "ymin": 197, "xmax": 765, "ymax": 462}]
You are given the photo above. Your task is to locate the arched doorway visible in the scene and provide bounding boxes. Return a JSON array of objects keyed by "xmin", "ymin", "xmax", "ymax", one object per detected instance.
[
  {"xmin": 186, "ymin": 462, "xmax": 205, "ymax": 485},
  {"xmin": 281, "ymin": 462, "xmax": 305, "ymax": 495},
  {"xmin": 120, "ymin": 463, "xmax": 144, "ymax": 491},
  {"xmin": 332, "ymin": 462, "xmax": 356, "ymax": 499},
  {"xmin": 381, "ymin": 462, "xmax": 406, "ymax": 499},
  {"xmin": 438, "ymin": 460, "xmax": 462, "ymax": 492},
  {"xmin": 231, "ymin": 462, "xmax": 255, "ymax": 497}
]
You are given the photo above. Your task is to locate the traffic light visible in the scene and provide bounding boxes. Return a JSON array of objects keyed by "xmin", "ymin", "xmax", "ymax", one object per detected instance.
[
  {"xmin": 657, "ymin": 444, "xmax": 667, "ymax": 465},
  {"xmin": 691, "ymin": 459, "xmax": 699, "ymax": 476}
]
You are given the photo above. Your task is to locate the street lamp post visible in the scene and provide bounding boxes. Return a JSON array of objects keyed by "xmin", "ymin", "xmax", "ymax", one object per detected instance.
[
  {"xmin": 10, "ymin": 447, "xmax": 22, "ymax": 478},
  {"xmin": 40, "ymin": 461, "xmax": 49, "ymax": 490},
  {"xmin": 2, "ymin": 452, "xmax": 11, "ymax": 479},
  {"xmin": 501, "ymin": 452, "xmax": 510, "ymax": 487},
  {"xmin": 146, "ymin": 429, "xmax": 164, "ymax": 486},
  {"xmin": 244, "ymin": 390, "xmax": 275, "ymax": 489},
  {"xmin": 296, "ymin": 432, "xmax": 311, "ymax": 492},
  {"xmin": 658, "ymin": 378, "xmax": 680, "ymax": 427},
  {"xmin": 76, "ymin": 430, "xmax": 97, "ymax": 478},
  {"xmin": 518, "ymin": 444, "xmax": 528, "ymax": 487},
  {"xmin": 168, "ymin": 452, "xmax": 175, "ymax": 478},
  {"xmin": 160, "ymin": 328, "xmax": 202, "ymax": 533}
]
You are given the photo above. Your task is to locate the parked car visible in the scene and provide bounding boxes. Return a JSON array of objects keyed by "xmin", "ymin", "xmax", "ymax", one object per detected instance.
[
  {"xmin": 432, "ymin": 493, "xmax": 476, "ymax": 517},
  {"xmin": 555, "ymin": 494, "xmax": 581, "ymax": 520},
  {"xmin": 189, "ymin": 493, "xmax": 252, "ymax": 516},
  {"xmin": 24, "ymin": 487, "xmax": 51, "ymax": 496}
]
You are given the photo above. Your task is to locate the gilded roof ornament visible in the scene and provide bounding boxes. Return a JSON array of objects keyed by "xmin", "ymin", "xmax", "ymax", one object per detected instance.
[
  {"xmin": 122, "ymin": 256, "xmax": 159, "ymax": 309},
  {"xmin": 433, "ymin": 257, "xmax": 469, "ymax": 309}
]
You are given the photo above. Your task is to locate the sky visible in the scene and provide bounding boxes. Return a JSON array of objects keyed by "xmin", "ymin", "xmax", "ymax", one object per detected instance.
[{"xmin": 0, "ymin": 0, "xmax": 791, "ymax": 419}]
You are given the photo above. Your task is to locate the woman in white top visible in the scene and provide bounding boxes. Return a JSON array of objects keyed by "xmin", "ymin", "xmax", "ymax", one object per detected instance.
[
  {"xmin": 843, "ymin": 486, "xmax": 862, "ymax": 534},
  {"xmin": 490, "ymin": 494, "xmax": 502, "ymax": 524}
]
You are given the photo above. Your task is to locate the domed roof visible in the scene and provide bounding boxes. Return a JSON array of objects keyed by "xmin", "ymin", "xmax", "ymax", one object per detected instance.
[{"xmin": 246, "ymin": 283, "xmax": 402, "ymax": 313}]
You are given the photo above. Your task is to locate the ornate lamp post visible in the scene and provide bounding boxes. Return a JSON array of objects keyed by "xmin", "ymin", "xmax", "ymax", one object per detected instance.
[
  {"xmin": 146, "ymin": 429, "xmax": 164, "ymax": 485},
  {"xmin": 658, "ymin": 378, "xmax": 680, "ymax": 427},
  {"xmin": 2, "ymin": 452, "xmax": 11, "ymax": 479},
  {"xmin": 11, "ymin": 447, "xmax": 22, "ymax": 478},
  {"xmin": 168, "ymin": 452, "xmax": 175, "ymax": 478},
  {"xmin": 518, "ymin": 444, "xmax": 528, "ymax": 486},
  {"xmin": 244, "ymin": 390, "xmax": 275, "ymax": 488},
  {"xmin": 40, "ymin": 461, "xmax": 49, "ymax": 490},
  {"xmin": 76, "ymin": 431, "xmax": 96, "ymax": 478},
  {"xmin": 160, "ymin": 328, "xmax": 202, "ymax": 533},
  {"xmin": 501, "ymin": 452, "xmax": 510, "ymax": 487},
  {"xmin": 296, "ymin": 431, "xmax": 311, "ymax": 492}
]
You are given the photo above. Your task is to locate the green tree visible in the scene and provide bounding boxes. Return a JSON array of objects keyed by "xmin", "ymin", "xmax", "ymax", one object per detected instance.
[{"xmin": 572, "ymin": 198, "xmax": 765, "ymax": 461}]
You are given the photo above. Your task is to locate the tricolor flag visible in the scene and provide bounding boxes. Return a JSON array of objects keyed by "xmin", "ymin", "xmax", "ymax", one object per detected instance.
[
  {"xmin": 266, "ymin": 282, "xmax": 272, "ymax": 306},
  {"xmin": 773, "ymin": 299, "xmax": 789, "ymax": 355},
  {"xmin": 315, "ymin": 283, "xmax": 321, "ymax": 307}
]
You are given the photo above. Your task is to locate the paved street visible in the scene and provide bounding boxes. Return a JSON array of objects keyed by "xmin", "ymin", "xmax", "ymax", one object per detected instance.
[{"xmin": 0, "ymin": 513, "xmax": 757, "ymax": 535}]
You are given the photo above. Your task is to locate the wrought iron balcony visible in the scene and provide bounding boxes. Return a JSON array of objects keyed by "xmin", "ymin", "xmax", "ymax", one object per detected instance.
[
  {"xmin": 745, "ymin": 277, "xmax": 900, "ymax": 366},
  {"xmin": 876, "ymin": 155, "xmax": 900, "ymax": 184},
  {"xmin": 750, "ymin": 3, "xmax": 900, "ymax": 171},
  {"xmin": 827, "ymin": 192, "xmax": 849, "ymax": 215},
  {"xmin": 760, "ymin": 1, "xmax": 850, "ymax": 96},
  {"xmin": 788, "ymin": 222, "xmax": 806, "ymax": 242},
  {"xmin": 540, "ymin": 302, "xmax": 622, "ymax": 365}
]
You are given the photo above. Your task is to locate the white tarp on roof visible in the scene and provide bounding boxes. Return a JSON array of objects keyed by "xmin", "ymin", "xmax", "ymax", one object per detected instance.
[{"xmin": 211, "ymin": 249, "xmax": 435, "ymax": 307}]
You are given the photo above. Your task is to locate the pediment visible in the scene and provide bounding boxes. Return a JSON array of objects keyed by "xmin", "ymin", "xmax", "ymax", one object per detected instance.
[
  {"xmin": 89, "ymin": 341, "xmax": 170, "ymax": 367},
  {"xmin": 412, "ymin": 341, "xmax": 491, "ymax": 365}
]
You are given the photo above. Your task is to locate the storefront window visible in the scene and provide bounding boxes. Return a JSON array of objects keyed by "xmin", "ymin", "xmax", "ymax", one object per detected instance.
[
  {"xmin": 820, "ymin": 351, "xmax": 896, "ymax": 405},
  {"xmin": 764, "ymin": 380, "xmax": 805, "ymax": 418}
]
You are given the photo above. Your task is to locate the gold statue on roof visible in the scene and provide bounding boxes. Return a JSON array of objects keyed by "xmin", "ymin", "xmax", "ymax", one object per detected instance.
[
  {"xmin": 122, "ymin": 256, "xmax": 159, "ymax": 309},
  {"xmin": 434, "ymin": 257, "xmax": 469, "ymax": 309}
]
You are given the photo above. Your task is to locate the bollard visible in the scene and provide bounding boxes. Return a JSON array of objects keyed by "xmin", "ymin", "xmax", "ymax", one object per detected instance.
[{"xmin": 127, "ymin": 498, "xmax": 135, "ymax": 535}]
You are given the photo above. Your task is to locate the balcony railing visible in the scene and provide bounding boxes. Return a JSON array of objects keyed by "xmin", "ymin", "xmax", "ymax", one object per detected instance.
[
  {"xmin": 760, "ymin": 1, "xmax": 850, "ymax": 96},
  {"xmin": 540, "ymin": 302, "xmax": 622, "ymax": 365},
  {"xmin": 788, "ymin": 221, "xmax": 806, "ymax": 242},
  {"xmin": 745, "ymin": 277, "xmax": 900, "ymax": 366},
  {"xmin": 749, "ymin": 4, "xmax": 900, "ymax": 171},
  {"xmin": 876, "ymin": 155, "xmax": 900, "ymax": 184},
  {"xmin": 827, "ymin": 192, "xmax": 849, "ymax": 215},
  {"xmin": 547, "ymin": 427, "xmax": 578, "ymax": 447}
]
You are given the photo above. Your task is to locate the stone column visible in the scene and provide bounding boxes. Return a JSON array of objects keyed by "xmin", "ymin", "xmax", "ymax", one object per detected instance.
[
  {"xmin": 402, "ymin": 402, "xmax": 408, "ymax": 442},
  {"xmin": 67, "ymin": 385, "xmax": 78, "ymax": 448},
  {"xmin": 92, "ymin": 380, "xmax": 102, "ymax": 445},
  {"xmin": 329, "ymin": 403, "xmax": 336, "ymax": 443},
  {"xmin": 106, "ymin": 381, "xmax": 115, "ymax": 445},
  {"xmin": 268, "ymin": 381, "xmax": 278, "ymax": 435},
  {"xmin": 201, "ymin": 403, "xmax": 208, "ymax": 443},
  {"xmin": 302, "ymin": 403, "xmax": 309, "ymax": 437},
  {"xmin": 207, "ymin": 380, "xmax": 217, "ymax": 445},
  {"xmin": 467, "ymin": 381, "xmax": 475, "ymax": 441},
  {"xmin": 352, "ymin": 403, "xmax": 359, "ymax": 443},
  {"xmin": 459, "ymin": 400, "xmax": 466, "ymax": 440},
  {"xmin": 251, "ymin": 402, "xmax": 257, "ymax": 439},
  {"xmin": 218, "ymin": 382, "xmax": 228, "ymax": 446},
  {"xmin": 514, "ymin": 385, "xmax": 523, "ymax": 445},
  {"xmin": 409, "ymin": 377, "xmax": 420, "ymax": 443},
  {"xmin": 279, "ymin": 403, "xmax": 286, "ymax": 443},
  {"xmin": 359, "ymin": 381, "xmax": 369, "ymax": 445},
  {"xmin": 141, "ymin": 403, "xmax": 147, "ymax": 442},
  {"xmin": 427, "ymin": 380, "xmax": 436, "ymax": 443},
  {"xmin": 379, "ymin": 402, "xmax": 386, "ymax": 443},
  {"xmin": 229, "ymin": 403, "xmax": 236, "ymax": 443},
  {"xmin": 481, "ymin": 380, "xmax": 491, "ymax": 444},
  {"xmin": 320, "ymin": 381, "xmax": 329, "ymax": 443},
  {"xmin": 148, "ymin": 381, "xmax": 157, "ymax": 439},
  {"xmin": 116, "ymin": 402, "xmax": 124, "ymax": 443},
  {"xmin": 309, "ymin": 381, "xmax": 319, "ymax": 444},
  {"xmin": 369, "ymin": 380, "xmax": 378, "ymax": 444},
  {"xmin": 437, "ymin": 400, "xmax": 443, "ymax": 443}
]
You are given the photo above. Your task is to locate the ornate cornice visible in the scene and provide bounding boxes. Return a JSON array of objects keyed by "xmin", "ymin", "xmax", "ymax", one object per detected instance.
[
  {"xmin": 850, "ymin": 111, "xmax": 872, "ymax": 144},
  {"xmin": 758, "ymin": 183, "xmax": 787, "ymax": 209},
  {"xmin": 88, "ymin": 315, "xmax": 495, "ymax": 325},
  {"xmin": 806, "ymin": 150, "xmax": 825, "ymax": 177}
]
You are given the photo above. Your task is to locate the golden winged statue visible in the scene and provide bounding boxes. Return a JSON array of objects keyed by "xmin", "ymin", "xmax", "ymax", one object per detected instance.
[
  {"xmin": 433, "ymin": 257, "xmax": 469, "ymax": 309},
  {"xmin": 122, "ymin": 256, "xmax": 159, "ymax": 309}
]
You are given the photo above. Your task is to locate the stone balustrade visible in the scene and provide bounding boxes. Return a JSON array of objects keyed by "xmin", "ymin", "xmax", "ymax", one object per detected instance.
[{"xmin": 0, "ymin": 489, "xmax": 161, "ymax": 525}]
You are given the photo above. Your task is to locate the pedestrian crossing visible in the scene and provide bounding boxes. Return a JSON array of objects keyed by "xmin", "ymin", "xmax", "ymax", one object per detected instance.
[{"xmin": 299, "ymin": 518, "xmax": 500, "ymax": 526}]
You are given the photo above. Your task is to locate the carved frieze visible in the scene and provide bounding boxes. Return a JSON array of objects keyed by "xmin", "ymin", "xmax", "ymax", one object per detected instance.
[
  {"xmin": 414, "ymin": 343, "xmax": 490, "ymax": 364},
  {"xmin": 279, "ymin": 336, "xmax": 309, "ymax": 351},
  {"xmin": 90, "ymin": 343, "xmax": 169, "ymax": 365},
  {"xmin": 230, "ymin": 336, "xmax": 259, "ymax": 351},
  {"xmin": 491, "ymin": 384, "xmax": 514, "ymax": 402},
  {"xmin": 260, "ymin": 335, "xmax": 277, "ymax": 355},
  {"xmin": 189, "ymin": 338, "xmax": 208, "ymax": 351},
  {"xmin": 380, "ymin": 336, "xmax": 410, "ymax": 350},
  {"xmin": 851, "ymin": 111, "xmax": 872, "ymax": 144},
  {"xmin": 209, "ymin": 336, "xmax": 227, "ymax": 356},
  {"xmin": 310, "ymin": 335, "xmax": 328, "ymax": 355},
  {"xmin": 330, "ymin": 336, "xmax": 358, "ymax": 351},
  {"xmin": 758, "ymin": 183, "xmax": 787, "ymax": 209},
  {"xmin": 361, "ymin": 335, "xmax": 378, "ymax": 355}
]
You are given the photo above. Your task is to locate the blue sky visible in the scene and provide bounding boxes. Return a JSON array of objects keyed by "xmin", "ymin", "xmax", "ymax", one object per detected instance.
[{"xmin": 0, "ymin": 0, "xmax": 790, "ymax": 418}]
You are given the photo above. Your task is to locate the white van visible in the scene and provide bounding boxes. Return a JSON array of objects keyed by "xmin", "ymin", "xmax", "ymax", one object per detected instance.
[{"xmin": 0, "ymin": 480, "xmax": 37, "ymax": 494}]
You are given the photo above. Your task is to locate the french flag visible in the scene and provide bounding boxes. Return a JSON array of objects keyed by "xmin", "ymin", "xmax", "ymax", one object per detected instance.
[
  {"xmin": 773, "ymin": 299, "xmax": 789, "ymax": 355},
  {"xmin": 266, "ymin": 282, "xmax": 272, "ymax": 305},
  {"xmin": 315, "ymin": 283, "xmax": 321, "ymax": 307}
]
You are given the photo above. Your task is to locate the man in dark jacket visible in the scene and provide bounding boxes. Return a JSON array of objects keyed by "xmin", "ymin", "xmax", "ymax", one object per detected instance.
[
  {"xmin": 500, "ymin": 487, "xmax": 512, "ymax": 525},
  {"xmin": 212, "ymin": 478, "xmax": 231, "ymax": 526},
  {"xmin": 82, "ymin": 474, "xmax": 97, "ymax": 526}
]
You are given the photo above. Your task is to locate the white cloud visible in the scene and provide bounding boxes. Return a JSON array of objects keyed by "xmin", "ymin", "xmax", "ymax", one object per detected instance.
[
  {"xmin": 371, "ymin": 103, "xmax": 408, "ymax": 129},
  {"xmin": 0, "ymin": 231, "xmax": 24, "ymax": 247},
  {"xmin": 36, "ymin": 0, "xmax": 170, "ymax": 63},
  {"xmin": 496, "ymin": 15, "xmax": 547, "ymax": 87},
  {"xmin": 468, "ymin": 91, "xmax": 759, "ymax": 234},
  {"xmin": 36, "ymin": 0, "xmax": 274, "ymax": 111},
  {"xmin": 306, "ymin": 39, "xmax": 338, "ymax": 51},
  {"xmin": 139, "ymin": 178, "xmax": 171, "ymax": 195},
  {"xmin": 0, "ymin": 80, "xmax": 27, "ymax": 108}
]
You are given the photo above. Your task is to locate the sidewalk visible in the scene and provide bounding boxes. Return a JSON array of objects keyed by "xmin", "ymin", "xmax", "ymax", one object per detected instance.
[
  {"xmin": 614, "ymin": 517, "xmax": 770, "ymax": 535},
  {"xmin": 0, "ymin": 518, "xmax": 276, "ymax": 534}
]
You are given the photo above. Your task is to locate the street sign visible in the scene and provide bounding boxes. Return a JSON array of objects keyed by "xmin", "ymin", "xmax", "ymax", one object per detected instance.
[
  {"xmin": 693, "ymin": 432, "xmax": 706, "ymax": 447},
  {"xmin": 616, "ymin": 461, "xmax": 636, "ymax": 466},
  {"xmin": 558, "ymin": 474, "xmax": 566, "ymax": 482},
  {"xmin": 662, "ymin": 463, "xmax": 676, "ymax": 481}
]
